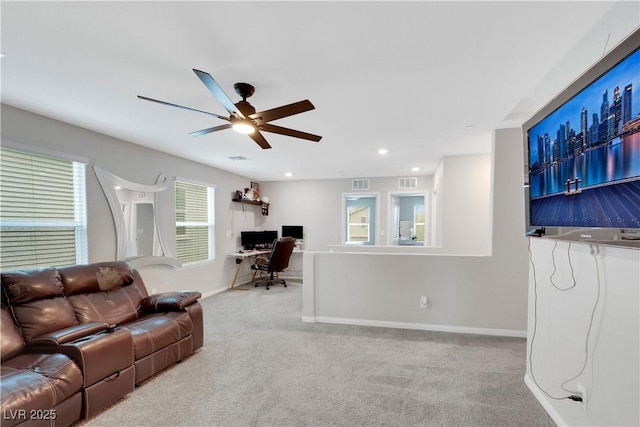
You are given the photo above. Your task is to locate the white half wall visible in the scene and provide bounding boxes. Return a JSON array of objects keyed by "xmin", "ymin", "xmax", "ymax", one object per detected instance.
[{"xmin": 303, "ymin": 128, "xmax": 530, "ymax": 335}]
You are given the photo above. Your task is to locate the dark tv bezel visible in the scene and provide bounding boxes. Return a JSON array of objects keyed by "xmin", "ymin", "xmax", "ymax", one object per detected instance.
[{"xmin": 522, "ymin": 27, "xmax": 640, "ymax": 246}]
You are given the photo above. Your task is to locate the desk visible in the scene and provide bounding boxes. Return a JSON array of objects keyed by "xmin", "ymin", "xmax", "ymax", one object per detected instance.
[
  {"xmin": 228, "ymin": 250, "xmax": 270, "ymax": 290},
  {"xmin": 227, "ymin": 250, "xmax": 304, "ymax": 290}
]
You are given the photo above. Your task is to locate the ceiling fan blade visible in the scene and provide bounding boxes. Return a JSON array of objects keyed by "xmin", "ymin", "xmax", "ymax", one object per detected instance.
[
  {"xmin": 189, "ymin": 123, "xmax": 232, "ymax": 137},
  {"xmin": 250, "ymin": 100, "xmax": 315, "ymax": 123},
  {"xmin": 248, "ymin": 130, "xmax": 272, "ymax": 149},
  {"xmin": 260, "ymin": 123, "xmax": 322, "ymax": 142},
  {"xmin": 192, "ymin": 69, "xmax": 244, "ymax": 119},
  {"xmin": 137, "ymin": 95, "xmax": 229, "ymax": 121}
]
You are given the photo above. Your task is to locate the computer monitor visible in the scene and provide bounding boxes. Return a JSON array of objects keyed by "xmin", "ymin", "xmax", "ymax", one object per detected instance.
[
  {"xmin": 240, "ymin": 230, "xmax": 278, "ymax": 250},
  {"xmin": 282, "ymin": 225, "xmax": 303, "ymax": 240}
]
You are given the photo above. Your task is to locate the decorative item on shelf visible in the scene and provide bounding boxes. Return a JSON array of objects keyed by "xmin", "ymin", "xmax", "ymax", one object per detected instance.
[
  {"xmin": 261, "ymin": 196, "xmax": 269, "ymax": 216},
  {"xmin": 243, "ymin": 187, "xmax": 259, "ymax": 202},
  {"xmin": 243, "ymin": 181, "xmax": 261, "ymax": 202},
  {"xmin": 251, "ymin": 181, "xmax": 261, "ymax": 199}
]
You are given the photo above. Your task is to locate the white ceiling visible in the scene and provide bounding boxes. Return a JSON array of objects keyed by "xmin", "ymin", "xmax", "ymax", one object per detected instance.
[{"xmin": 1, "ymin": 1, "xmax": 618, "ymax": 181}]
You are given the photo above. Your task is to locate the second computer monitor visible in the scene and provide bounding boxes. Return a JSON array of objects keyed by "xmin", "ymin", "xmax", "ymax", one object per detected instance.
[{"xmin": 282, "ymin": 225, "xmax": 303, "ymax": 240}]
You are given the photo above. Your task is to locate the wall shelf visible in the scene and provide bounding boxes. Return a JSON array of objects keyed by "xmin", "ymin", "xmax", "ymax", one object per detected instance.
[
  {"xmin": 232, "ymin": 198, "xmax": 270, "ymax": 215},
  {"xmin": 232, "ymin": 199, "xmax": 262, "ymax": 206}
]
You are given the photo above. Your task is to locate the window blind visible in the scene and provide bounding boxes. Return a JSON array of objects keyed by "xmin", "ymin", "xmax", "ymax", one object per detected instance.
[
  {"xmin": 0, "ymin": 147, "xmax": 88, "ymax": 269},
  {"xmin": 175, "ymin": 181, "xmax": 215, "ymax": 264}
]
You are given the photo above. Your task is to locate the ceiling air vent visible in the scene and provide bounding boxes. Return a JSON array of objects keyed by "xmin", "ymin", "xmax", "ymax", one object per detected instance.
[
  {"xmin": 399, "ymin": 177, "xmax": 418, "ymax": 189},
  {"xmin": 352, "ymin": 179, "xmax": 370, "ymax": 190}
]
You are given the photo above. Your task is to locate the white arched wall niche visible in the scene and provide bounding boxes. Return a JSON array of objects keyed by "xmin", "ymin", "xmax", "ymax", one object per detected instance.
[{"xmin": 94, "ymin": 166, "xmax": 181, "ymax": 268}]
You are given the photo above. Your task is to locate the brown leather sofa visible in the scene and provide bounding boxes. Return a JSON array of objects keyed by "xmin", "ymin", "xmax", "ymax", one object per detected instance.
[{"xmin": 1, "ymin": 261, "xmax": 203, "ymax": 426}]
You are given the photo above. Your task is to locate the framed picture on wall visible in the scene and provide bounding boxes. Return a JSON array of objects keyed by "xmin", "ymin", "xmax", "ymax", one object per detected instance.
[{"xmin": 251, "ymin": 181, "xmax": 260, "ymax": 196}]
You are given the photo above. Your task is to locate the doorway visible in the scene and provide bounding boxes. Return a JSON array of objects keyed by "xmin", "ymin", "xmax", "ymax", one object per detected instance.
[{"xmin": 388, "ymin": 192, "xmax": 427, "ymax": 246}]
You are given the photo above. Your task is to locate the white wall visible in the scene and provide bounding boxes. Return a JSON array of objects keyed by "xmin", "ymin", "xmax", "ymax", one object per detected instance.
[
  {"xmin": 303, "ymin": 128, "xmax": 530, "ymax": 335},
  {"xmin": 259, "ymin": 175, "xmax": 433, "ymax": 251},
  {"xmin": 437, "ymin": 154, "xmax": 492, "ymax": 255},
  {"xmin": 525, "ymin": 238, "xmax": 639, "ymax": 426},
  {"xmin": 1, "ymin": 104, "xmax": 264, "ymax": 296}
]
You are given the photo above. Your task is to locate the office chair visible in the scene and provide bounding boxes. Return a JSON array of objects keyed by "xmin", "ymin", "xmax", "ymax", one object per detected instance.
[{"xmin": 251, "ymin": 237, "xmax": 296, "ymax": 290}]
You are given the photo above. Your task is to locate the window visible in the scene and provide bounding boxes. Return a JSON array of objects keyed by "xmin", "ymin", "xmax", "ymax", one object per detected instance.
[
  {"xmin": 347, "ymin": 206, "xmax": 370, "ymax": 242},
  {"xmin": 344, "ymin": 194, "xmax": 377, "ymax": 245},
  {"xmin": 175, "ymin": 180, "xmax": 215, "ymax": 264},
  {"xmin": 0, "ymin": 147, "xmax": 88, "ymax": 269}
]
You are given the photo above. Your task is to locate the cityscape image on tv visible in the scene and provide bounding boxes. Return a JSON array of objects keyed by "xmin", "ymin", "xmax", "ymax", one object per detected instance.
[{"xmin": 528, "ymin": 48, "xmax": 640, "ymax": 228}]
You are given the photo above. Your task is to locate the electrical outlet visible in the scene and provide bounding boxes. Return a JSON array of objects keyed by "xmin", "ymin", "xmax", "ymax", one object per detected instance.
[
  {"xmin": 576, "ymin": 382, "xmax": 587, "ymax": 410},
  {"xmin": 419, "ymin": 296, "xmax": 428, "ymax": 308}
]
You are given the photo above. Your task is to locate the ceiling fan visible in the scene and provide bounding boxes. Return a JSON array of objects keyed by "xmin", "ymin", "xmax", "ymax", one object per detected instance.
[{"xmin": 138, "ymin": 69, "xmax": 322, "ymax": 149}]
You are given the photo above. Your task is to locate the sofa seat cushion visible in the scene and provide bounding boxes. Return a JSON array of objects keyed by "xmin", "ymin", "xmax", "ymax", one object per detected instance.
[
  {"xmin": 1, "ymin": 353, "xmax": 83, "ymax": 416},
  {"xmin": 120, "ymin": 312, "xmax": 193, "ymax": 360}
]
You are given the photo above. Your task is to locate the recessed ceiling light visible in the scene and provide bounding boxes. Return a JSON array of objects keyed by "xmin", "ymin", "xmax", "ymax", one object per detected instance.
[
  {"xmin": 465, "ymin": 125, "xmax": 475, "ymax": 130},
  {"xmin": 378, "ymin": 148, "xmax": 388, "ymax": 155},
  {"xmin": 285, "ymin": 172, "xmax": 292, "ymax": 177},
  {"xmin": 412, "ymin": 167, "xmax": 420, "ymax": 172}
]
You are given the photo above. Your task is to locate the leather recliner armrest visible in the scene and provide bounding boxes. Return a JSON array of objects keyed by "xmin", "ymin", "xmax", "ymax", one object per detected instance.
[
  {"xmin": 140, "ymin": 291, "xmax": 202, "ymax": 313},
  {"xmin": 27, "ymin": 322, "xmax": 110, "ymax": 346}
]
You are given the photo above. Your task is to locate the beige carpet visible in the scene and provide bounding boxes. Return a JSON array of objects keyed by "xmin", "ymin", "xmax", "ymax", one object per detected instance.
[{"xmin": 84, "ymin": 281, "xmax": 553, "ymax": 427}]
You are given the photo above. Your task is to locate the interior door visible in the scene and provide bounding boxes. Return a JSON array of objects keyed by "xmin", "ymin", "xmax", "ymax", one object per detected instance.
[{"xmin": 135, "ymin": 202, "xmax": 155, "ymax": 257}]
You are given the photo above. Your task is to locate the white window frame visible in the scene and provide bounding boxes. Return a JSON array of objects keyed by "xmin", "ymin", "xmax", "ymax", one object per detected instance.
[
  {"xmin": 341, "ymin": 192, "xmax": 380, "ymax": 245},
  {"xmin": 0, "ymin": 145, "xmax": 88, "ymax": 269},
  {"xmin": 386, "ymin": 190, "xmax": 429, "ymax": 245},
  {"xmin": 174, "ymin": 179, "xmax": 216, "ymax": 265}
]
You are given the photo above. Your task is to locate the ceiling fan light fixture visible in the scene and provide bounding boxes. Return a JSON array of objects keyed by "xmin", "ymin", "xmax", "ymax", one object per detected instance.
[{"xmin": 232, "ymin": 121, "xmax": 255, "ymax": 134}]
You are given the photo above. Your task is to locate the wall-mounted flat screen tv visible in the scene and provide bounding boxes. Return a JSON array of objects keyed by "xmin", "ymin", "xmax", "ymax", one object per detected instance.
[{"xmin": 525, "ymin": 29, "xmax": 640, "ymax": 230}]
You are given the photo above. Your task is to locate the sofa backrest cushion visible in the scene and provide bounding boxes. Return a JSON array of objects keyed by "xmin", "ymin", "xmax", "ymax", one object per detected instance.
[
  {"xmin": 1, "ymin": 307, "xmax": 25, "ymax": 359},
  {"xmin": 58, "ymin": 262, "xmax": 144, "ymax": 325},
  {"xmin": 2, "ymin": 267, "xmax": 64, "ymax": 304},
  {"xmin": 1, "ymin": 268, "xmax": 79, "ymax": 342}
]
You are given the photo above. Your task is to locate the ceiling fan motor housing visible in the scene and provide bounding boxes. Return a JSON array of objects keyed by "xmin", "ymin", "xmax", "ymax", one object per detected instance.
[{"xmin": 234, "ymin": 82, "xmax": 255, "ymax": 100}]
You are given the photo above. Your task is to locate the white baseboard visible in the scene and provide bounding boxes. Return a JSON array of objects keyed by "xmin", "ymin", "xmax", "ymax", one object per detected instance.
[
  {"xmin": 524, "ymin": 374, "xmax": 565, "ymax": 426},
  {"xmin": 304, "ymin": 316, "xmax": 526, "ymax": 337}
]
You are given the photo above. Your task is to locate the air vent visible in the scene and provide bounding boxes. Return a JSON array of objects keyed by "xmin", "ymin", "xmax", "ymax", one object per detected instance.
[
  {"xmin": 228, "ymin": 156, "xmax": 248, "ymax": 161},
  {"xmin": 399, "ymin": 177, "xmax": 418, "ymax": 189},
  {"xmin": 352, "ymin": 179, "xmax": 370, "ymax": 190},
  {"xmin": 137, "ymin": 192, "xmax": 147, "ymax": 199}
]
